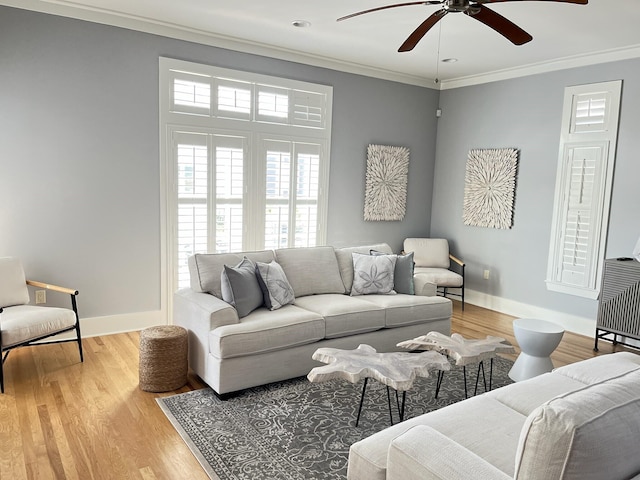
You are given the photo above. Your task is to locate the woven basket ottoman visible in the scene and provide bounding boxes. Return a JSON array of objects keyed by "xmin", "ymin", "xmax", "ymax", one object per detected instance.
[{"xmin": 139, "ymin": 325, "xmax": 188, "ymax": 392}]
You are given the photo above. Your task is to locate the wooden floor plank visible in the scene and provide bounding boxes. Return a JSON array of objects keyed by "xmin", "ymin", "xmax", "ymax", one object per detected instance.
[{"xmin": 0, "ymin": 301, "xmax": 636, "ymax": 479}]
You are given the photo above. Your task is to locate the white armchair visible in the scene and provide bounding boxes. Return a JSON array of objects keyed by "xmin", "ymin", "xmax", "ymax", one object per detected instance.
[
  {"xmin": 0, "ymin": 257, "xmax": 83, "ymax": 393},
  {"xmin": 403, "ymin": 238, "xmax": 465, "ymax": 309}
]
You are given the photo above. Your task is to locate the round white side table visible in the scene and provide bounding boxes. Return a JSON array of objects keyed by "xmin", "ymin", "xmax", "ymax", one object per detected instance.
[{"xmin": 508, "ymin": 318, "xmax": 564, "ymax": 382}]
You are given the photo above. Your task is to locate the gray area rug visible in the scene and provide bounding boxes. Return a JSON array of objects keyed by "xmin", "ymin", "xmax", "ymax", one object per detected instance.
[{"xmin": 157, "ymin": 356, "xmax": 514, "ymax": 480}]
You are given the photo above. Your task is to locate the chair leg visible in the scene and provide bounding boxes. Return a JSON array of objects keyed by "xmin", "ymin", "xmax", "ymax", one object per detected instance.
[
  {"xmin": 461, "ymin": 285, "xmax": 465, "ymax": 311},
  {"xmin": 71, "ymin": 295, "xmax": 84, "ymax": 363},
  {"xmin": 1, "ymin": 356, "xmax": 4, "ymax": 394}
]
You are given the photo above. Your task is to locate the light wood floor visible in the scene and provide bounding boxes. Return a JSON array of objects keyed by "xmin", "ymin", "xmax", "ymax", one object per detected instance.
[{"xmin": 0, "ymin": 302, "xmax": 633, "ymax": 479}]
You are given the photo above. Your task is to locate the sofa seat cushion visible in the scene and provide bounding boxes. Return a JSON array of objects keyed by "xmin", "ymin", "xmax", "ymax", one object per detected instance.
[
  {"xmin": 414, "ymin": 267, "xmax": 463, "ymax": 288},
  {"xmin": 348, "ymin": 395, "xmax": 526, "ymax": 480},
  {"xmin": 293, "ymin": 294, "xmax": 385, "ymax": 338},
  {"xmin": 357, "ymin": 294, "xmax": 451, "ymax": 328},
  {"xmin": 274, "ymin": 246, "xmax": 345, "ymax": 297},
  {"xmin": 208, "ymin": 305, "xmax": 324, "ymax": 359},
  {"xmin": 1, "ymin": 305, "xmax": 77, "ymax": 347},
  {"xmin": 488, "ymin": 371, "xmax": 587, "ymax": 417},
  {"xmin": 515, "ymin": 367, "xmax": 640, "ymax": 480}
]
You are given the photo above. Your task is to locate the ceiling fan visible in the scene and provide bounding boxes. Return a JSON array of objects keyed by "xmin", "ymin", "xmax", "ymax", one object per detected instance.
[{"xmin": 338, "ymin": 0, "xmax": 588, "ymax": 52}]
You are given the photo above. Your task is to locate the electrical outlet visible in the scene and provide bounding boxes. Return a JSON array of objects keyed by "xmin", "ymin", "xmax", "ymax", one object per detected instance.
[
  {"xmin": 483, "ymin": 269, "xmax": 490, "ymax": 280},
  {"xmin": 35, "ymin": 289, "xmax": 46, "ymax": 304}
]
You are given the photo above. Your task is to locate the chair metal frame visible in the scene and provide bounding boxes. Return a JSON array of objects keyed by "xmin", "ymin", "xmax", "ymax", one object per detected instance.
[
  {"xmin": 0, "ymin": 280, "xmax": 83, "ymax": 393},
  {"xmin": 438, "ymin": 254, "xmax": 466, "ymax": 310}
]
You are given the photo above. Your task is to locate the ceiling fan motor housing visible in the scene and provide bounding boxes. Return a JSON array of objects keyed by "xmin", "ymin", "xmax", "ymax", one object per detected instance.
[{"xmin": 444, "ymin": 0, "xmax": 470, "ymax": 12}]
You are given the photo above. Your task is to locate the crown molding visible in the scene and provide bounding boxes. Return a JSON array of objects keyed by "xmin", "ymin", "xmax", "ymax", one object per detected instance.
[
  {"xmin": 1, "ymin": 0, "xmax": 436, "ymax": 89},
  {"xmin": 4, "ymin": 0, "xmax": 640, "ymax": 91}
]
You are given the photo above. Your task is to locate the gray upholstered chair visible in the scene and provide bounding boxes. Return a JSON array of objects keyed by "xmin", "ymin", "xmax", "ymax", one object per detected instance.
[
  {"xmin": 403, "ymin": 238, "xmax": 465, "ymax": 310},
  {"xmin": 0, "ymin": 257, "xmax": 83, "ymax": 393}
]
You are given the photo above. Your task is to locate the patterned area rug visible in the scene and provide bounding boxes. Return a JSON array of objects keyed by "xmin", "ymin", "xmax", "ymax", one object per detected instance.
[{"xmin": 157, "ymin": 356, "xmax": 514, "ymax": 480}]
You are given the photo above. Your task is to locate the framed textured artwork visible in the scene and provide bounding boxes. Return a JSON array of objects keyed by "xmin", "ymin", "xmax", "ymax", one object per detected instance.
[
  {"xmin": 364, "ymin": 144, "xmax": 410, "ymax": 221},
  {"xmin": 463, "ymin": 148, "xmax": 518, "ymax": 229}
]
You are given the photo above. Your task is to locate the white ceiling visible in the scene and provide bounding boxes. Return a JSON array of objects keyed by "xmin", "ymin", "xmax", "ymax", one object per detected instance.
[{"xmin": 6, "ymin": 0, "xmax": 640, "ymax": 88}]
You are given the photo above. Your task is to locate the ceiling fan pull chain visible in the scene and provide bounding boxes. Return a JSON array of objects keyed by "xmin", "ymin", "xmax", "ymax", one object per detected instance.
[{"xmin": 435, "ymin": 21, "xmax": 442, "ymax": 84}]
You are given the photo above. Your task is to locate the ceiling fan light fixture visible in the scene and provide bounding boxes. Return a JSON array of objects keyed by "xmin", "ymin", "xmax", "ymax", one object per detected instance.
[{"xmin": 292, "ymin": 20, "xmax": 311, "ymax": 28}]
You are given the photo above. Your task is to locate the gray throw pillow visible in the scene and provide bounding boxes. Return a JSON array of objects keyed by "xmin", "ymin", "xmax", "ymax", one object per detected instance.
[
  {"xmin": 255, "ymin": 261, "xmax": 295, "ymax": 310},
  {"xmin": 220, "ymin": 257, "xmax": 264, "ymax": 318},
  {"xmin": 351, "ymin": 252, "xmax": 397, "ymax": 295},
  {"xmin": 371, "ymin": 249, "xmax": 415, "ymax": 295}
]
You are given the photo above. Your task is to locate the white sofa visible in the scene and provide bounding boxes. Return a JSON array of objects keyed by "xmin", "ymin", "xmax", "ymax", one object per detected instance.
[
  {"xmin": 173, "ymin": 244, "xmax": 452, "ymax": 395},
  {"xmin": 348, "ymin": 351, "xmax": 640, "ymax": 480}
]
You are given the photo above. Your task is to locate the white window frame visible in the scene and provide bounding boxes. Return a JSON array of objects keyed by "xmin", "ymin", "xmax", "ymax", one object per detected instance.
[
  {"xmin": 546, "ymin": 80, "xmax": 622, "ymax": 299},
  {"xmin": 159, "ymin": 58, "xmax": 332, "ymax": 319}
]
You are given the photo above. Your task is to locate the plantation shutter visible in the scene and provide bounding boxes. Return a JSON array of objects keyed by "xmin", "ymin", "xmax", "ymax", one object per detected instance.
[
  {"xmin": 175, "ymin": 132, "xmax": 209, "ymax": 287},
  {"xmin": 546, "ymin": 81, "xmax": 622, "ymax": 298}
]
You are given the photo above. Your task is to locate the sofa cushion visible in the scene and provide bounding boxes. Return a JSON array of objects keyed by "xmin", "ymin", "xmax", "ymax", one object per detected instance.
[
  {"xmin": 208, "ymin": 305, "xmax": 325, "ymax": 359},
  {"xmin": 348, "ymin": 395, "xmax": 526, "ymax": 480},
  {"xmin": 220, "ymin": 257, "xmax": 264, "ymax": 318},
  {"xmin": 386, "ymin": 425, "xmax": 512, "ymax": 480},
  {"xmin": 551, "ymin": 351, "xmax": 640, "ymax": 384},
  {"xmin": 488, "ymin": 371, "xmax": 587, "ymax": 417},
  {"xmin": 335, "ymin": 244, "xmax": 393, "ymax": 294},
  {"xmin": 358, "ymin": 294, "xmax": 451, "ymax": 328},
  {"xmin": 255, "ymin": 260, "xmax": 295, "ymax": 310},
  {"xmin": 293, "ymin": 294, "xmax": 385, "ymax": 338},
  {"xmin": 351, "ymin": 253, "xmax": 397, "ymax": 296},
  {"xmin": 514, "ymin": 367, "xmax": 640, "ymax": 480},
  {"xmin": 189, "ymin": 250, "xmax": 275, "ymax": 298},
  {"xmin": 274, "ymin": 246, "xmax": 345, "ymax": 297}
]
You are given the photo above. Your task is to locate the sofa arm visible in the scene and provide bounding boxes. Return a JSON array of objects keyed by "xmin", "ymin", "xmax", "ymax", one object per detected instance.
[
  {"xmin": 173, "ymin": 288, "xmax": 239, "ymax": 379},
  {"xmin": 414, "ymin": 276, "xmax": 437, "ymax": 296},
  {"xmin": 387, "ymin": 426, "xmax": 512, "ymax": 480}
]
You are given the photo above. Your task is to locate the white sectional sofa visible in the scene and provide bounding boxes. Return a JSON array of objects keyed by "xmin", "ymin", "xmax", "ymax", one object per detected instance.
[
  {"xmin": 173, "ymin": 244, "xmax": 452, "ymax": 395},
  {"xmin": 348, "ymin": 351, "xmax": 640, "ymax": 480}
]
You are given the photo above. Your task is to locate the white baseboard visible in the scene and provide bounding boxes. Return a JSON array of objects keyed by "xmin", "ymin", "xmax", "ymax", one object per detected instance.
[
  {"xmin": 44, "ymin": 310, "xmax": 166, "ymax": 341},
  {"xmin": 465, "ymin": 289, "xmax": 596, "ymax": 338}
]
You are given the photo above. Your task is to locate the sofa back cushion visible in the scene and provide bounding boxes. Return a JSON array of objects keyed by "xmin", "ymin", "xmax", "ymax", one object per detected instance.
[
  {"xmin": 274, "ymin": 246, "xmax": 345, "ymax": 297},
  {"xmin": 189, "ymin": 250, "xmax": 275, "ymax": 299},
  {"xmin": 514, "ymin": 367, "xmax": 640, "ymax": 480},
  {"xmin": 335, "ymin": 243, "xmax": 392, "ymax": 294}
]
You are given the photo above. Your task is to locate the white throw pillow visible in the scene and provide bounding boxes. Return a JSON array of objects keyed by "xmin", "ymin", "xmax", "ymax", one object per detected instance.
[
  {"xmin": 351, "ymin": 252, "xmax": 397, "ymax": 296},
  {"xmin": 255, "ymin": 261, "xmax": 295, "ymax": 311}
]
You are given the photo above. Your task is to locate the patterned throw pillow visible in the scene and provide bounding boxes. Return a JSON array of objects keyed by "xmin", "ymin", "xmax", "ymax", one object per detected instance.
[
  {"xmin": 255, "ymin": 261, "xmax": 295, "ymax": 310},
  {"xmin": 220, "ymin": 257, "xmax": 264, "ymax": 318},
  {"xmin": 351, "ymin": 252, "xmax": 397, "ymax": 295},
  {"xmin": 371, "ymin": 250, "xmax": 415, "ymax": 295}
]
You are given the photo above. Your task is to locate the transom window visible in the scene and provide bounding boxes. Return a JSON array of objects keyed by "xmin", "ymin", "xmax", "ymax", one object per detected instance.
[{"xmin": 160, "ymin": 58, "xmax": 333, "ymax": 291}]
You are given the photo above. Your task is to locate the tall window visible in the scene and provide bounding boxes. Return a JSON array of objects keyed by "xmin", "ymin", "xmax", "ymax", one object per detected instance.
[
  {"xmin": 160, "ymin": 58, "xmax": 332, "ymax": 290},
  {"xmin": 546, "ymin": 81, "xmax": 622, "ymax": 299}
]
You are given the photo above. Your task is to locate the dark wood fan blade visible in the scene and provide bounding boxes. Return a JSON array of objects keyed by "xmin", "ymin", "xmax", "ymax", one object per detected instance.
[
  {"xmin": 398, "ymin": 10, "xmax": 447, "ymax": 52},
  {"xmin": 337, "ymin": 1, "xmax": 442, "ymax": 22},
  {"xmin": 466, "ymin": 5, "xmax": 533, "ymax": 45},
  {"xmin": 478, "ymin": 0, "xmax": 587, "ymax": 4}
]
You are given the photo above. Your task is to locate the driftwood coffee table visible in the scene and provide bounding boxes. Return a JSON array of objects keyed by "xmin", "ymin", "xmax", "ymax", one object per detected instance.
[
  {"xmin": 398, "ymin": 332, "xmax": 515, "ymax": 398},
  {"xmin": 307, "ymin": 344, "xmax": 450, "ymax": 426}
]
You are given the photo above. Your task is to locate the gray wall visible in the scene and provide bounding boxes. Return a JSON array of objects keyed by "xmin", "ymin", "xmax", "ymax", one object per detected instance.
[
  {"xmin": 431, "ymin": 59, "xmax": 640, "ymax": 322},
  {"xmin": 0, "ymin": 7, "xmax": 438, "ymax": 319}
]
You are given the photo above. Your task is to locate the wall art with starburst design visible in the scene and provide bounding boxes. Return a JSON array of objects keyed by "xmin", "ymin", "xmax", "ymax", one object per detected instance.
[
  {"xmin": 463, "ymin": 148, "xmax": 518, "ymax": 229},
  {"xmin": 364, "ymin": 144, "xmax": 410, "ymax": 221}
]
